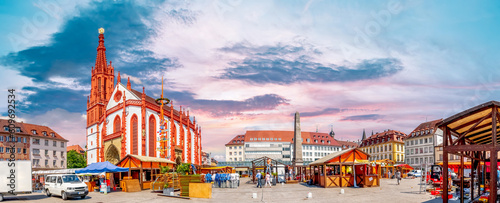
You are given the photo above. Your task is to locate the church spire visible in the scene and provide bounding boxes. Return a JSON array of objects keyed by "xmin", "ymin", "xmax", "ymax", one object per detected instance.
[
  {"xmin": 362, "ymin": 129, "xmax": 366, "ymax": 140},
  {"xmin": 95, "ymin": 28, "xmax": 107, "ymax": 73},
  {"xmin": 117, "ymin": 71, "xmax": 121, "ymax": 85},
  {"xmin": 329, "ymin": 125, "xmax": 335, "ymax": 138},
  {"xmin": 127, "ymin": 77, "xmax": 131, "ymax": 90}
]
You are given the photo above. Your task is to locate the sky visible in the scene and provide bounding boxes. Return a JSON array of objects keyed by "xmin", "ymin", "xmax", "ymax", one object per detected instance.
[{"xmin": 1, "ymin": 0, "xmax": 500, "ymax": 161}]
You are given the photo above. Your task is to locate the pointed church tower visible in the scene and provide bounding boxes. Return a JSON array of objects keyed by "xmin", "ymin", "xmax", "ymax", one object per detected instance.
[
  {"xmin": 87, "ymin": 27, "xmax": 115, "ymax": 127},
  {"xmin": 329, "ymin": 125, "xmax": 335, "ymax": 139},
  {"xmin": 362, "ymin": 129, "xmax": 366, "ymax": 140}
]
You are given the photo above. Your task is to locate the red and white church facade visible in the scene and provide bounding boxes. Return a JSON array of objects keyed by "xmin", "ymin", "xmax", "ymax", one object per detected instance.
[{"xmin": 86, "ymin": 28, "xmax": 202, "ymax": 165}]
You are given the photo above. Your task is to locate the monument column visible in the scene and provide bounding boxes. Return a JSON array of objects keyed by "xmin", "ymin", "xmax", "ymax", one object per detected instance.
[{"xmin": 293, "ymin": 112, "xmax": 303, "ymax": 180}]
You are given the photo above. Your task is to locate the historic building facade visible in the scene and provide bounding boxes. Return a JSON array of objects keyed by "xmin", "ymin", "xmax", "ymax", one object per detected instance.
[
  {"xmin": 86, "ymin": 28, "xmax": 202, "ymax": 165},
  {"xmin": 405, "ymin": 119, "xmax": 443, "ymax": 169},
  {"xmin": 359, "ymin": 129, "xmax": 406, "ymax": 164},
  {"xmin": 225, "ymin": 130, "xmax": 357, "ymax": 163},
  {"xmin": 0, "ymin": 119, "xmax": 68, "ymax": 170}
]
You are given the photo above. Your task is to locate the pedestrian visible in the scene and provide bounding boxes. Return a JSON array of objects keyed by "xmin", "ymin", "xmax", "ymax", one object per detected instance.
[
  {"xmin": 265, "ymin": 172, "xmax": 271, "ymax": 188},
  {"xmin": 396, "ymin": 170, "xmax": 401, "ymax": 185},
  {"xmin": 388, "ymin": 171, "xmax": 392, "ymax": 179},
  {"xmin": 256, "ymin": 172, "xmax": 262, "ymax": 188}
]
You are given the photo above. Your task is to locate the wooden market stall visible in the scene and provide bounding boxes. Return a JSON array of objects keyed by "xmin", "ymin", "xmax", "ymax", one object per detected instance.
[
  {"xmin": 308, "ymin": 148, "xmax": 380, "ymax": 188},
  {"xmin": 251, "ymin": 156, "xmax": 286, "ymax": 183},
  {"xmin": 116, "ymin": 154, "xmax": 175, "ymax": 190},
  {"xmin": 376, "ymin": 159, "xmax": 395, "ymax": 178},
  {"xmin": 437, "ymin": 101, "xmax": 500, "ymax": 203},
  {"xmin": 394, "ymin": 164, "xmax": 413, "ymax": 178}
]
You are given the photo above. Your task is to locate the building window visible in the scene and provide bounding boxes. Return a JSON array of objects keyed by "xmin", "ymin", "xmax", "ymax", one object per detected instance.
[
  {"xmin": 0, "ymin": 136, "xmax": 3, "ymax": 142},
  {"xmin": 23, "ymin": 137, "xmax": 27, "ymax": 143},
  {"xmin": 45, "ymin": 150, "xmax": 49, "ymax": 156},
  {"xmin": 50, "ymin": 133, "xmax": 55, "ymax": 137},
  {"xmin": 61, "ymin": 161, "xmax": 64, "ymax": 167},
  {"xmin": 53, "ymin": 141, "xmax": 57, "ymax": 147},
  {"xmin": 53, "ymin": 151, "xmax": 56, "ymax": 156},
  {"xmin": 229, "ymin": 152, "xmax": 232, "ymax": 155},
  {"xmin": 32, "ymin": 130, "xmax": 37, "ymax": 135},
  {"xmin": 429, "ymin": 147, "xmax": 433, "ymax": 153},
  {"xmin": 250, "ymin": 138, "xmax": 253, "ymax": 141},
  {"xmin": 3, "ymin": 126, "xmax": 8, "ymax": 131},
  {"xmin": 23, "ymin": 148, "xmax": 26, "ymax": 154},
  {"xmin": 15, "ymin": 127, "xmax": 20, "ymax": 133},
  {"xmin": 33, "ymin": 138, "xmax": 40, "ymax": 145},
  {"xmin": 420, "ymin": 139, "xmax": 423, "ymax": 144},
  {"xmin": 239, "ymin": 152, "xmax": 242, "ymax": 155},
  {"xmin": 33, "ymin": 149, "xmax": 40, "ymax": 155},
  {"xmin": 306, "ymin": 139, "xmax": 310, "ymax": 142},
  {"xmin": 42, "ymin": 131, "xmax": 47, "ymax": 136},
  {"xmin": 45, "ymin": 140, "xmax": 48, "ymax": 146},
  {"xmin": 279, "ymin": 138, "xmax": 281, "ymax": 140},
  {"xmin": 239, "ymin": 146, "xmax": 242, "ymax": 149},
  {"xmin": 114, "ymin": 116, "xmax": 121, "ymax": 133},
  {"xmin": 429, "ymin": 137, "xmax": 433, "ymax": 143},
  {"xmin": 229, "ymin": 147, "xmax": 232, "ymax": 150},
  {"xmin": 45, "ymin": 160, "xmax": 48, "ymax": 166},
  {"xmin": 229, "ymin": 158, "xmax": 232, "ymax": 161},
  {"xmin": 53, "ymin": 160, "xmax": 56, "ymax": 167},
  {"xmin": 61, "ymin": 151, "xmax": 64, "ymax": 157},
  {"xmin": 61, "ymin": 142, "xmax": 64, "ymax": 148},
  {"xmin": 0, "ymin": 147, "xmax": 3, "ymax": 153}
]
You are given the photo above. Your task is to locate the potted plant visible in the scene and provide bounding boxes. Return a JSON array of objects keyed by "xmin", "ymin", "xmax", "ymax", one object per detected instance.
[{"xmin": 176, "ymin": 163, "xmax": 190, "ymax": 175}]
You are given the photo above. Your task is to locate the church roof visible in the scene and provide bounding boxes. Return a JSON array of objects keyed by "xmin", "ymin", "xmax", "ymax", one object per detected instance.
[{"xmin": 128, "ymin": 88, "xmax": 183, "ymax": 119}]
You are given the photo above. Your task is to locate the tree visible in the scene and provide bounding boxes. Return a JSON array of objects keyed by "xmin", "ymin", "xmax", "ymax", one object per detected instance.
[{"xmin": 67, "ymin": 150, "xmax": 87, "ymax": 168}]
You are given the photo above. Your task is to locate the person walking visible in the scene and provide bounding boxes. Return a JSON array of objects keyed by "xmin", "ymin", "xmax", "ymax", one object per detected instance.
[
  {"xmin": 265, "ymin": 172, "xmax": 271, "ymax": 188},
  {"xmin": 396, "ymin": 170, "xmax": 401, "ymax": 185},
  {"xmin": 388, "ymin": 171, "xmax": 392, "ymax": 179},
  {"xmin": 256, "ymin": 172, "xmax": 262, "ymax": 188}
]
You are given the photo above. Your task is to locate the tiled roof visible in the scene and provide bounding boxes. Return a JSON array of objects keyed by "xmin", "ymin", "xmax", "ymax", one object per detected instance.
[
  {"xmin": 0, "ymin": 119, "xmax": 67, "ymax": 141},
  {"xmin": 406, "ymin": 119, "xmax": 442, "ymax": 139},
  {"xmin": 226, "ymin": 134, "xmax": 245, "ymax": 145},
  {"xmin": 67, "ymin": 145, "xmax": 85, "ymax": 153},
  {"xmin": 0, "ymin": 119, "xmax": 30, "ymax": 136},
  {"xmin": 129, "ymin": 88, "xmax": 182, "ymax": 118},
  {"xmin": 238, "ymin": 130, "xmax": 342, "ymax": 146},
  {"xmin": 359, "ymin": 129, "xmax": 406, "ymax": 147},
  {"xmin": 23, "ymin": 123, "xmax": 68, "ymax": 141},
  {"xmin": 336, "ymin": 140, "xmax": 359, "ymax": 148}
]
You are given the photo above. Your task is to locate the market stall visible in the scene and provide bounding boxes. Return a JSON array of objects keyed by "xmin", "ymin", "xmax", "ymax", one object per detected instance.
[
  {"xmin": 376, "ymin": 159, "xmax": 395, "ymax": 178},
  {"xmin": 395, "ymin": 164, "xmax": 413, "ymax": 178},
  {"xmin": 75, "ymin": 161, "xmax": 128, "ymax": 193},
  {"xmin": 116, "ymin": 154, "xmax": 175, "ymax": 190},
  {"xmin": 308, "ymin": 148, "xmax": 380, "ymax": 188}
]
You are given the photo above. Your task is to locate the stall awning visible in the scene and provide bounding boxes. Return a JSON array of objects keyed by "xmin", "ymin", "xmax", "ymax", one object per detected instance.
[
  {"xmin": 32, "ymin": 168, "xmax": 84, "ymax": 175},
  {"xmin": 309, "ymin": 148, "xmax": 370, "ymax": 166},
  {"xmin": 116, "ymin": 154, "xmax": 175, "ymax": 169},
  {"xmin": 395, "ymin": 164, "xmax": 414, "ymax": 170},
  {"xmin": 75, "ymin": 161, "xmax": 128, "ymax": 174}
]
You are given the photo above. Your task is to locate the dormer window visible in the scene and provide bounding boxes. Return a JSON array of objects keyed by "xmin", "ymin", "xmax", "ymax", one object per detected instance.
[
  {"xmin": 327, "ymin": 140, "xmax": 330, "ymax": 144},
  {"xmin": 3, "ymin": 126, "xmax": 8, "ymax": 131},
  {"xmin": 306, "ymin": 138, "xmax": 310, "ymax": 143},
  {"xmin": 50, "ymin": 133, "xmax": 55, "ymax": 137},
  {"xmin": 42, "ymin": 131, "xmax": 47, "ymax": 136},
  {"xmin": 314, "ymin": 140, "xmax": 318, "ymax": 143},
  {"xmin": 321, "ymin": 140, "xmax": 324, "ymax": 143},
  {"xmin": 15, "ymin": 128, "xmax": 20, "ymax": 133},
  {"xmin": 32, "ymin": 130, "xmax": 37, "ymax": 135}
]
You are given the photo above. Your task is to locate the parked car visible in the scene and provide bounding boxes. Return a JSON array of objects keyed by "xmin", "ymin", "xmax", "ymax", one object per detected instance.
[
  {"xmin": 408, "ymin": 170, "xmax": 422, "ymax": 177},
  {"xmin": 45, "ymin": 174, "xmax": 88, "ymax": 200}
]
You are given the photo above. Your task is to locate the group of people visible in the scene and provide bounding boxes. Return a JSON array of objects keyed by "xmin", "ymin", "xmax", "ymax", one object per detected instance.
[
  {"xmin": 204, "ymin": 172, "xmax": 240, "ymax": 188},
  {"xmin": 255, "ymin": 172, "xmax": 272, "ymax": 188}
]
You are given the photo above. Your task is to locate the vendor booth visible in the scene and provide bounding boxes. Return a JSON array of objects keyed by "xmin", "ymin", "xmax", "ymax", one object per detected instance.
[
  {"xmin": 376, "ymin": 159, "xmax": 395, "ymax": 178},
  {"xmin": 116, "ymin": 154, "xmax": 175, "ymax": 190},
  {"xmin": 395, "ymin": 164, "xmax": 413, "ymax": 178},
  {"xmin": 75, "ymin": 161, "xmax": 128, "ymax": 193},
  {"xmin": 308, "ymin": 148, "xmax": 380, "ymax": 188}
]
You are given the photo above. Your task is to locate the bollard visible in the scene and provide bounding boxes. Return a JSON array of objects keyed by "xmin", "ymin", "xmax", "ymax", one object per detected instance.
[
  {"xmin": 170, "ymin": 191, "xmax": 174, "ymax": 196},
  {"xmin": 307, "ymin": 192, "xmax": 312, "ymax": 198},
  {"xmin": 340, "ymin": 189, "xmax": 344, "ymax": 194},
  {"xmin": 252, "ymin": 193, "xmax": 257, "ymax": 199}
]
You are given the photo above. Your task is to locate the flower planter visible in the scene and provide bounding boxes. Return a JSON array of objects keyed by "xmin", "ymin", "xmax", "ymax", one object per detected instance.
[{"xmin": 163, "ymin": 187, "xmax": 174, "ymax": 195}]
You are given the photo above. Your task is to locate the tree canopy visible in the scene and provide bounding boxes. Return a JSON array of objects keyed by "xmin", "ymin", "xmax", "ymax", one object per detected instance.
[{"xmin": 67, "ymin": 150, "xmax": 86, "ymax": 168}]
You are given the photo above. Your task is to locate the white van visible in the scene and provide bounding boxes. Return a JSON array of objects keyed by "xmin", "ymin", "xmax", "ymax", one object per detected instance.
[{"xmin": 45, "ymin": 174, "xmax": 88, "ymax": 200}]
